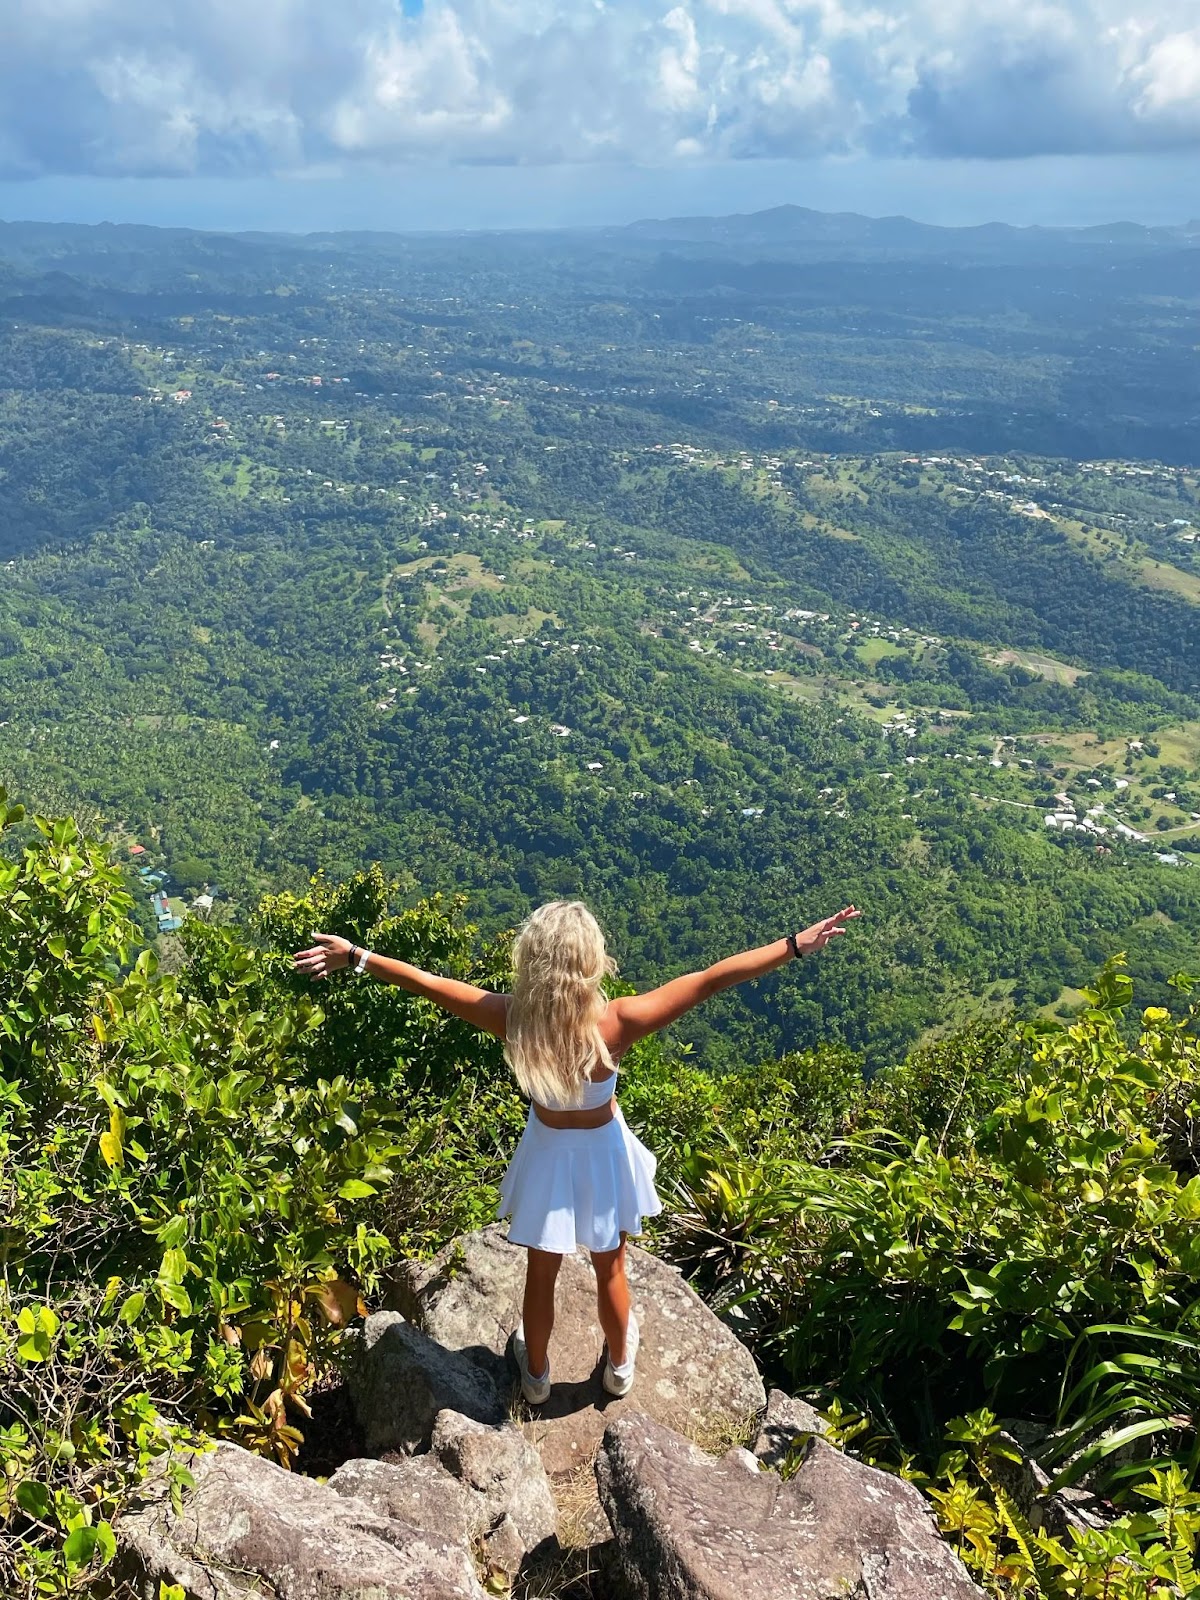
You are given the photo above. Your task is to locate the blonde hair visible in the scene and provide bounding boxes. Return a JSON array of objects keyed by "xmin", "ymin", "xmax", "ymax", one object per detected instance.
[{"xmin": 505, "ymin": 901, "xmax": 616, "ymax": 1107}]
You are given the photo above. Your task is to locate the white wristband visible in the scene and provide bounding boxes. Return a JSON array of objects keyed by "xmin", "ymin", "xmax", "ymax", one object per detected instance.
[{"xmin": 353, "ymin": 947, "xmax": 371, "ymax": 976}]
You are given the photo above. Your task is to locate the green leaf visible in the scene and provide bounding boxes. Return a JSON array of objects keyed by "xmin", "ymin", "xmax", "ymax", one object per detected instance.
[
  {"xmin": 63, "ymin": 1525, "xmax": 99, "ymax": 1568},
  {"xmin": 157, "ymin": 1214, "xmax": 188, "ymax": 1247},
  {"xmin": 16, "ymin": 1305, "xmax": 57, "ymax": 1363},
  {"xmin": 337, "ymin": 1179, "xmax": 378, "ymax": 1200},
  {"xmin": 119, "ymin": 1291, "xmax": 147, "ymax": 1326},
  {"xmin": 160, "ymin": 1247, "xmax": 188, "ymax": 1285},
  {"xmin": 15, "ymin": 1480, "xmax": 52, "ymax": 1521},
  {"xmin": 157, "ymin": 1281, "xmax": 193, "ymax": 1315},
  {"xmin": 1045, "ymin": 1417, "xmax": 1175, "ymax": 1492}
]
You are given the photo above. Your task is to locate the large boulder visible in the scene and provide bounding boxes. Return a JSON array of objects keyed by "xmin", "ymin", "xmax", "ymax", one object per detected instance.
[
  {"xmin": 115, "ymin": 1441, "xmax": 488, "ymax": 1600},
  {"xmin": 347, "ymin": 1311, "xmax": 505, "ymax": 1455},
  {"xmin": 596, "ymin": 1411, "xmax": 985, "ymax": 1600},
  {"xmin": 327, "ymin": 1456, "xmax": 480, "ymax": 1549},
  {"xmin": 390, "ymin": 1225, "xmax": 766, "ymax": 1479},
  {"xmin": 328, "ymin": 1413, "xmax": 557, "ymax": 1582},
  {"xmin": 431, "ymin": 1409, "xmax": 558, "ymax": 1561}
]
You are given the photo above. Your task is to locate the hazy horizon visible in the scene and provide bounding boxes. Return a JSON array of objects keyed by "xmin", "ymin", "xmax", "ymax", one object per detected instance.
[{"xmin": 1, "ymin": 150, "xmax": 1198, "ymax": 240}]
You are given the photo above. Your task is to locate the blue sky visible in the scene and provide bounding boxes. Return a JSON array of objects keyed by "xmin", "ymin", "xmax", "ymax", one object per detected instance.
[{"xmin": 1, "ymin": 0, "xmax": 1198, "ymax": 232}]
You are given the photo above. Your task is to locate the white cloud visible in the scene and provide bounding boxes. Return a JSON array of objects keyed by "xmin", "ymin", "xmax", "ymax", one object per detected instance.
[{"xmin": 0, "ymin": 0, "xmax": 1198, "ymax": 179}]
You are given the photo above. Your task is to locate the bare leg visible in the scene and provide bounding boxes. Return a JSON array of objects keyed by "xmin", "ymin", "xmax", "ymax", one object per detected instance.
[
  {"xmin": 522, "ymin": 1247, "xmax": 562, "ymax": 1379},
  {"xmin": 592, "ymin": 1233, "xmax": 631, "ymax": 1367}
]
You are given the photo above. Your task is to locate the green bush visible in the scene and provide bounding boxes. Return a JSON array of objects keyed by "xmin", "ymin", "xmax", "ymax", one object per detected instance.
[{"xmin": 672, "ymin": 961, "xmax": 1200, "ymax": 1489}]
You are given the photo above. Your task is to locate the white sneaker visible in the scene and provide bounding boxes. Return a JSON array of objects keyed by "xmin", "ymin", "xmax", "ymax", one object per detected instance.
[
  {"xmin": 602, "ymin": 1311, "xmax": 640, "ymax": 1397},
  {"xmin": 512, "ymin": 1322, "xmax": 552, "ymax": 1405}
]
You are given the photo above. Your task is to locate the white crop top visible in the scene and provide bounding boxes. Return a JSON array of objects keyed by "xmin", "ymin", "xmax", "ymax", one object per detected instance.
[{"xmin": 536, "ymin": 1067, "xmax": 619, "ymax": 1113}]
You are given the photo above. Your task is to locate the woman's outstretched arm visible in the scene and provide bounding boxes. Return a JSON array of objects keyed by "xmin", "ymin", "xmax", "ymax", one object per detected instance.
[
  {"xmin": 609, "ymin": 906, "xmax": 859, "ymax": 1049},
  {"xmin": 292, "ymin": 933, "xmax": 507, "ymax": 1038}
]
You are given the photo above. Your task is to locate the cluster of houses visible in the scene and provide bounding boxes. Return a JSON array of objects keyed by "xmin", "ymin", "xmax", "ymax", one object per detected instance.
[
  {"xmin": 128, "ymin": 845, "xmax": 183, "ymax": 932},
  {"xmin": 127, "ymin": 845, "xmax": 216, "ymax": 931},
  {"xmin": 1042, "ymin": 792, "xmax": 1144, "ymax": 845}
]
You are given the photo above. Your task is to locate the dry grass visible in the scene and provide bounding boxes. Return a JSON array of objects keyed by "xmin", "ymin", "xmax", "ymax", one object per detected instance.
[
  {"xmin": 550, "ymin": 1451, "xmax": 608, "ymax": 1551},
  {"xmin": 678, "ymin": 1406, "xmax": 760, "ymax": 1457},
  {"xmin": 512, "ymin": 1538, "xmax": 602, "ymax": 1600},
  {"xmin": 506, "ymin": 1452, "xmax": 607, "ymax": 1600}
]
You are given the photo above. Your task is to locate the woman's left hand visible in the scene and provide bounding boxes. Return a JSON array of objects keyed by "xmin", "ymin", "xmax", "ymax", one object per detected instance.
[
  {"xmin": 793, "ymin": 905, "xmax": 860, "ymax": 956},
  {"xmin": 292, "ymin": 932, "xmax": 354, "ymax": 980}
]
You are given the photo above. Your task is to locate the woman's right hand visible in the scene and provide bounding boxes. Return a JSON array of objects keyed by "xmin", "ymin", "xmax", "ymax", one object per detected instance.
[{"xmin": 292, "ymin": 932, "xmax": 354, "ymax": 980}]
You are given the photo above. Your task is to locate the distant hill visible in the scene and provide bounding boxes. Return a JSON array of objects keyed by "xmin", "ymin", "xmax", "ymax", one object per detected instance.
[{"xmin": 612, "ymin": 202, "xmax": 1200, "ymax": 256}]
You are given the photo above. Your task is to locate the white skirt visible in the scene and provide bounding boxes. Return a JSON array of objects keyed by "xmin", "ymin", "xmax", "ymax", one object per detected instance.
[{"xmin": 497, "ymin": 1103, "xmax": 664, "ymax": 1255}]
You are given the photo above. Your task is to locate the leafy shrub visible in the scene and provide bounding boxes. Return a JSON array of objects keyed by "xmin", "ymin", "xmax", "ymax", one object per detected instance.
[
  {"xmin": 671, "ymin": 960, "xmax": 1200, "ymax": 1494},
  {"xmin": 0, "ymin": 798, "xmax": 411, "ymax": 1587},
  {"xmin": 808, "ymin": 1405, "xmax": 1200, "ymax": 1599}
]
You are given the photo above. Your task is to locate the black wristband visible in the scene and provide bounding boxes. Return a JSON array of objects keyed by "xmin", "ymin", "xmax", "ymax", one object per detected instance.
[
  {"xmin": 347, "ymin": 944, "xmax": 360, "ymax": 971},
  {"xmin": 786, "ymin": 932, "xmax": 802, "ymax": 960}
]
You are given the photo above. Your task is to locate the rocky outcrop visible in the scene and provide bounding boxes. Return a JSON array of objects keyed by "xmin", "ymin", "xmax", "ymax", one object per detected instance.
[
  {"xmin": 596, "ymin": 1410, "xmax": 985, "ymax": 1600},
  {"xmin": 751, "ymin": 1388, "xmax": 827, "ymax": 1471},
  {"xmin": 116, "ymin": 1233, "xmax": 996, "ymax": 1600},
  {"xmin": 326, "ymin": 1410, "xmax": 557, "ymax": 1581},
  {"xmin": 346, "ymin": 1311, "xmax": 505, "ymax": 1455},
  {"xmin": 390, "ymin": 1224, "xmax": 766, "ymax": 1479},
  {"xmin": 990, "ymin": 1426, "xmax": 1114, "ymax": 1540},
  {"xmin": 115, "ymin": 1440, "xmax": 489, "ymax": 1600},
  {"xmin": 326, "ymin": 1455, "xmax": 480, "ymax": 1549}
]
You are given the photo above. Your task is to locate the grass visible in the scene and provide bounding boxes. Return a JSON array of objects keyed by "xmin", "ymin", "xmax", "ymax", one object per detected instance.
[
  {"xmin": 988, "ymin": 649, "xmax": 1086, "ymax": 685},
  {"xmin": 1041, "ymin": 986, "xmax": 1089, "ymax": 1022},
  {"xmin": 490, "ymin": 608, "xmax": 559, "ymax": 636},
  {"xmin": 678, "ymin": 1407, "xmax": 759, "ymax": 1456},
  {"xmin": 798, "ymin": 512, "xmax": 860, "ymax": 541},
  {"xmin": 1132, "ymin": 556, "xmax": 1200, "ymax": 605},
  {"xmin": 1053, "ymin": 515, "xmax": 1200, "ymax": 606},
  {"xmin": 854, "ymin": 638, "xmax": 906, "ymax": 667}
]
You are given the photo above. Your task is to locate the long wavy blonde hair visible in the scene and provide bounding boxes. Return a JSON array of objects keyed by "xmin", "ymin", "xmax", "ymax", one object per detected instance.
[{"xmin": 504, "ymin": 901, "xmax": 617, "ymax": 1106}]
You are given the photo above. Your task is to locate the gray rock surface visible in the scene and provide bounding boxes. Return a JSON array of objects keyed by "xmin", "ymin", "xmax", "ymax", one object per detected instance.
[
  {"xmin": 752, "ymin": 1389, "xmax": 827, "ymax": 1471},
  {"xmin": 347, "ymin": 1311, "xmax": 505, "ymax": 1455},
  {"xmin": 327, "ymin": 1455, "xmax": 481, "ymax": 1549},
  {"xmin": 596, "ymin": 1411, "xmax": 984, "ymax": 1600},
  {"xmin": 328, "ymin": 1418, "xmax": 556, "ymax": 1582},
  {"xmin": 115, "ymin": 1440, "xmax": 488, "ymax": 1600},
  {"xmin": 392, "ymin": 1225, "xmax": 766, "ymax": 1480},
  {"xmin": 431, "ymin": 1408, "xmax": 558, "ymax": 1559},
  {"xmin": 988, "ymin": 1428, "xmax": 1113, "ymax": 1540}
]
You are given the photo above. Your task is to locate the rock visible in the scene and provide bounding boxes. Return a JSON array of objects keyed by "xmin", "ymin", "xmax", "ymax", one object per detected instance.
[
  {"xmin": 596, "ymin": 1411, "xmax": 984, "ymax": 1600},
  {"xmin": 392, "ymin": 1225, "xmax": 766, "ymax": 1480},
  {"xmin": 752, "ymin": 1389, "xmax": 826, "ymax": 1471},
  {"xmin": 481, "ymin": 1515, "xmax": 528, "ymax": 1580},
  {"xmin": 327, "ymin": 1456, "xmax": 481, "ymax": 1549},
  {"xmin": 347, "ymin": 1311, "xmax": 505, "ymax": 1455},
  {"xmin": 114, "ymin": 1440, "xmax": 489, "ymax": 1600},
  {"xmin": 989, "ymin": 1430, "xmax": 1053, "ymax": 1522},
  {"xmin": 1041, "ymin": 1485, "xmax": 1114, "ymax": 1540},
  {"xmin": 329, "ymin": 1413, "xmax": 558, "ymax": 1582},
  {"xmin": 431, "ymin": 1409, "xmax": 557, "ymax": 1562},
  {"xmin": 997, "ymin": 1421, "xmax": 1117, "ymax": 1537}
]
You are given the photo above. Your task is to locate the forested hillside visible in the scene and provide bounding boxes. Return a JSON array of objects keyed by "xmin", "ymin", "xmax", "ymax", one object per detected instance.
[
  {"xmin": 1, "ymin": 212, "xmax": 1198, "ymax": 1066},
  {"xmin": 4, "ymin": 210, "xmax": 1200, "ymax": 1600}
]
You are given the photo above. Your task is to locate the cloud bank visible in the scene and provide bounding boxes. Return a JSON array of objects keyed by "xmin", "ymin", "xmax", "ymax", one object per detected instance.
[{"xmin": 2, "ymin": 0, "xmax": 1199, "ymax": 179}]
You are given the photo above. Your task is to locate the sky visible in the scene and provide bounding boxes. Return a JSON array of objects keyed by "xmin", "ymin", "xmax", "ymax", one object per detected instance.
[{"xmin": 1, "ymin": 0, "xmax": 1198, "ymax": 233}]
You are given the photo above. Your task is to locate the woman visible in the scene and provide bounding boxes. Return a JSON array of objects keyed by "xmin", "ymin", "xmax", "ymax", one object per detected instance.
[{"xmin": 293, "ymin": 899, "xmax": 859, "ymax": 1404}]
